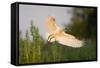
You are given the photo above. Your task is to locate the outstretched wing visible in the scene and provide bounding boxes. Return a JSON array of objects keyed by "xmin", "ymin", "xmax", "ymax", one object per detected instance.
[
  {"xmin": 55, "ymin": 31, "xmax": 84, "ymax": 48},
  {"xmin": 45, "ymin": 16, "xmax": 60, "ymax": 32}
]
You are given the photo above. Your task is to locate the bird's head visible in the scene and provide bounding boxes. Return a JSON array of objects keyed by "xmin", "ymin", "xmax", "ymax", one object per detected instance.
[{"xmin": 46, "ymin": 16, "xmax": 55, "ymax": 22}]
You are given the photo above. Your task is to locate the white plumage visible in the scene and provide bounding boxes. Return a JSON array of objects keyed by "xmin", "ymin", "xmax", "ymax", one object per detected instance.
[{"xmin": 45, "ymin": 16, "xmax": 84, "ymax": 48}]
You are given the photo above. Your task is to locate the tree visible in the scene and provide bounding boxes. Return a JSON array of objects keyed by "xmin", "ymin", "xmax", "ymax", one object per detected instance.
[
  {"xmin": 24, "ymin": 30, "xmax": 31, "ymax": 63},
  {"xmin": 64, "ymin": 7, "xmax": 97, "ymax": 61},
  {"xmin": 19, "ymin": 31, "xmax": 26, "ymax": 64},
  {"xmin": 65, "ymin": 8, "xmax": 97, "ymax": 40},
  {"xmin": 30, "ymin": 20, "xmax": 42, "ymax": 63}
]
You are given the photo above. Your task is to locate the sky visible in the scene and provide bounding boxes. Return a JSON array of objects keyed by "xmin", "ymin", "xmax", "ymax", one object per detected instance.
[{"xmin": 19, "ymin": 4, "xmax": 73, "ymax": 40}]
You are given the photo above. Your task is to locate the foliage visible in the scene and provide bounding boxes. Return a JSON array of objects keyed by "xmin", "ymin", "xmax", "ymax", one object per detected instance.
[{"xmin": 65, "ymin": 8, "xmax": 97, "ymax": 40}]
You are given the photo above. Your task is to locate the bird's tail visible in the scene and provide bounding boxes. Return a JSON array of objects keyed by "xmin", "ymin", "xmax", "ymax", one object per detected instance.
[{"xmin": 69, "ymin": 38, "xmax": 84, "ymax": 48}]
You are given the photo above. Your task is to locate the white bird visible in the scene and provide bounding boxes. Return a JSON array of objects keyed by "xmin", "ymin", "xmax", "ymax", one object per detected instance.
[{"xmin": 45, "ymin": 16, "xmax": 84, "ymax": 48}]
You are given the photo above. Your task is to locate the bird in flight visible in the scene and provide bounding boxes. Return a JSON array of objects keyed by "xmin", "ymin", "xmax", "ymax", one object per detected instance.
[{"xmin": 45, "ymin": 16, "xmax": 84, "ymax": 48}]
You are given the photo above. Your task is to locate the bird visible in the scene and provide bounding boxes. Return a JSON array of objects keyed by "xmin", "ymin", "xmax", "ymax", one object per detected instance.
[{"xmin": 45, "ymin": 16, "xmax": 84, "ymax": 48}]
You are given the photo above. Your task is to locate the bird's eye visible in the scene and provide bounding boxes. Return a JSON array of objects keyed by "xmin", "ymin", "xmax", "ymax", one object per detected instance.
[{"xmin": 52, "ymin": 18, "xmax": 55, "ymax": 22}]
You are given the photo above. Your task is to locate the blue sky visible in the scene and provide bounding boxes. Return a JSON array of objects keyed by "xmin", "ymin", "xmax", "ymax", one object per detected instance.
[{"xmin": 19, "ymin": 4, "xmax": 73, "ymax": 40}]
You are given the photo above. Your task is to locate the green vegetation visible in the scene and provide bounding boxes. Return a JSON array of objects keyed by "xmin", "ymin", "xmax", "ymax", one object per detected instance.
[
  {"xmin": 65, "ymin": 8, "xmax": 97, "ymax": 40},
  {"xmin": 19, "ymin": 8, "xmax": 97, "ymax": 64}
]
